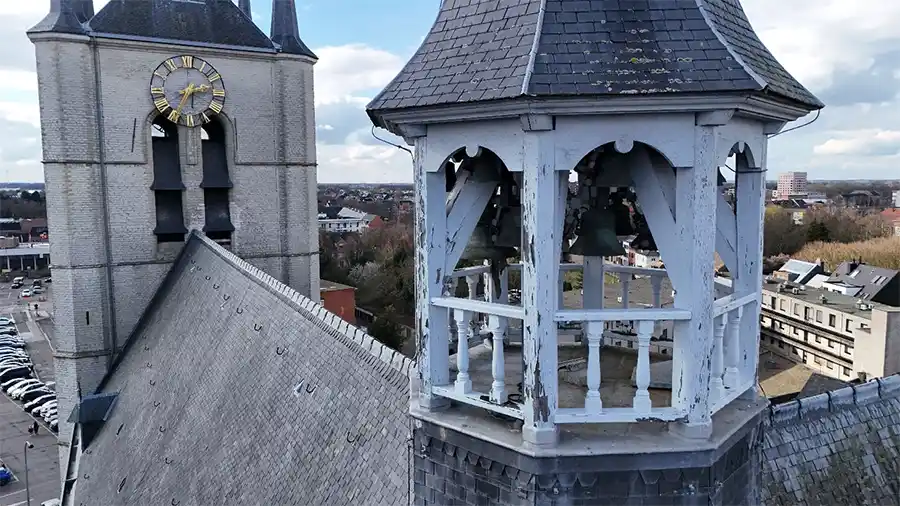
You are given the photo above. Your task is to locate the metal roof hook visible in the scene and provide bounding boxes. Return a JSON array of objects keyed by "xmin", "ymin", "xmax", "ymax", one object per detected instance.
[
  {"xmin": 165, "ymin": 457, "xmax": 173, "ymax": 465},
  {"xmin": 172, "ymin": 499, "xmax": 180, "ymax": 506},
  {"xmin": 159, "ymin": 425, "xmax": 166, "ymax": 433},
  {"xmin": 149, "ymin": 380, "xmax": 156, "ymax": 386},
  {"xmin": 276, "ymin": 346, "xmax": 286, "ymax": 356},
  {"xmin": 305, "ymin": 383, "xmax": 316, "ymax": 394},
  {"xmin": 153, "ymin": 401, "xmax": 161, "ymax": 407},
  {"xmin": 346, "ymin": 431, "xmax": 359, "ymax": 443},
  {"xmin": 254, "ymin": 323, "xmax": 262, "ymax": 332},
  {"xmin": 223, "ymin": 294, "xmax": 230, "ymax": 301},
  {"xmin": 213, "ymin": 283, "xmax": 220, "ymax": 290},
  {"xmin": 236, "ymin": 307, "xmax": 244, "ymax": 314},
  {"xmin": 205, "ymin": 275, "xmax": 211, "ymax": 281}
]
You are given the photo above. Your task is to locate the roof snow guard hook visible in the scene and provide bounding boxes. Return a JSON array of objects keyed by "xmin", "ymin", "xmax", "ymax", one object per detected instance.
[
  {"xmin": 276, "ymin": 346, "xmax": 286, "ymax": 356},
  {"xmin": 236, "ymin": 307, "xmax": 244, "ymax": 314},
  {"xmin": 164, "ymin": 457, "xmax": 173, "ymax": 465},
  {"xmin": 146, "ymin": 362, "xmax": 152, "ymax": 369},
  {"xmin": 205, "ymin": 275, "xmax": 211, "ymax": 281},
  {"xmin": 159, "ymin": 425, "xmax": 166, "ymax": 433},
  {"xmin": 346, "ymin": 431, "xmax": 362, "ymax": 443},
  {"xmin": 153, "ymin": 400, "xmax": 161, "ymax": 408},
  {"xmin": 213, "ymin": 283, "xmax": 220, "ymax": 290},
  {"xmin": 223, "ymin": 294, "xmax": 231, "ymax": 301},
  {"xmin": 116, "ymin": 423, "xmax": 125, "ymax": 435},
  {"xmin": 149, "ymin": 380, "xmax": 156, "ymax": 386},
  {"xmin": 172, "ymin": 499, "xmax": 180, "ymax": 506},
  {"xmin": 254, "ymin": 323, "xmax": 262, "ymax": 332}
]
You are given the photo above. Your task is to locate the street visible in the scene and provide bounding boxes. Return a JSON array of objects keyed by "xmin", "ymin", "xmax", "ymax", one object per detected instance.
[{"xmin": 0, "ymin": 279, "xmax": 59, "ymax": 506}]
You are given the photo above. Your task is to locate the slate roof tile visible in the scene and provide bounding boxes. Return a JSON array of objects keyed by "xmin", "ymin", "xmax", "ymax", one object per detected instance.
[
  {"xmin": 69, "ymin": 232, "xmax": 412, "ymax": 506},
  {"xmin": 368, "ymin": 0, "xmax": 823, "ymax": 126}
]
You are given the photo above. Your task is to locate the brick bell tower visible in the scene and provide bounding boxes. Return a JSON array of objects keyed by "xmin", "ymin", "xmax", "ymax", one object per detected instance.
[
  {"xmin": 368, "ymin": 1, "xmax": 823, "ymax": 504},
  {"xmin": 28, "ymin": 0, "xmax": 319, "ymax": 471}
]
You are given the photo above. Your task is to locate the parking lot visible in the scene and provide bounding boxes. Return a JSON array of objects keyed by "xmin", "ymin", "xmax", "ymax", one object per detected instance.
[{"xmin": 0, "ymin": 278, "xmax": 60, "ymax": 505}]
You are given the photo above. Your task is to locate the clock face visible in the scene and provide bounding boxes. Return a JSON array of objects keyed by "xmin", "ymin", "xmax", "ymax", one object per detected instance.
[{"xmin": 150, "ymin": 55, "xmax": 226, "ymax": 128}]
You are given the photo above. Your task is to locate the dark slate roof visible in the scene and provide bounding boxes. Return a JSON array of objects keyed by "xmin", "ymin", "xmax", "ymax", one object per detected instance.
[
  {"xmin": 367, "ymin": 0, "xmax": 823, "ymax": 122},
  {"xmin": 271, "ymin": 0, "xmax": 318, "ymax": 58},
  {"xmin": 28, "ymin": 0, "xmax": 89, "ymax": 35},
  {"xmin": 762, "ymin": 375, "xmax": 900, "ymax": 505},
  {"xmin": 68, "ymin": 232, "xmax": 412, "ymax": 506},
  {"xmin": 89, "ymin": 0, "xmax": 276, "ymax": 51},
  {"xmin": 827, "ymin": 262, "xmax": 899, "ymax": 303}
]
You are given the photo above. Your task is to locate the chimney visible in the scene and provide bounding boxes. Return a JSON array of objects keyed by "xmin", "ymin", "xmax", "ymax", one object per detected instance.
[{"xmin": 239, "ymin": 0, "xmax": 252, "ymax": 18}]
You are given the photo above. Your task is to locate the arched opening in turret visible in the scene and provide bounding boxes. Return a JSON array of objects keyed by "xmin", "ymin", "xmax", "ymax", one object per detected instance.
[
  {"xmin": 150, "ymin": 115, "xmax": 187, "ymax": 244},
  {"xmin": 200, "ymin": 118, "xmax": 234, "ymax": 246}
]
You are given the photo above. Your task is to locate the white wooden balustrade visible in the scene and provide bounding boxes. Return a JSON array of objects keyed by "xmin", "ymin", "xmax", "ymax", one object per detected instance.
[{"xmin": 428, "ymin": 262, "xmax": 759, "ymax": 425}]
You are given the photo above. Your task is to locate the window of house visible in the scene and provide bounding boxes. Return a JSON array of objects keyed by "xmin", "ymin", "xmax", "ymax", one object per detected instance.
[
  {"xmin": 829, "ymin": 314, "xmax": 836, "ymax": 327},
  {"xmin": 804, "ymin": 307, "xmax": 810, "ymax": 320},
  {"xmin": 793, "ymin": 304, "xmax": 800, "ymax": 316},
  {"xmin": 815, "ymin": 310, "xmax": 823, "ymax": 323},
  {"xmin": 814, "ymin": 335, "xmax": 821, "ymax": 343},
  {"xmin": 814, "ymin": 356, "xmax": 823, "ymax": 365},
  {"xmin": 827, "ymin": 340, "xmax": 835, "ymax": 348},
  {"xmin": 846, "ymin": 345, "xmax": 854, "ymax": 355},
  {"xmin": 780, "ymin": 300, "xmax": 786, "ymax": 311},
  {"xmin": 845, "ymin": 319, "xmax": 853, "ymax": 332},
  {"xmin": 770, "ymin": 296, "xmax": 776, "ymax": 308},
  {"xmin": 793, "ymin": 327, "xmax": 800, "ymax": 336},
  {"xmin": 792, "ymin": 347, "xmax": 799, "ymax": 355},
  {"xmin": 842, "ymin": 367, "xmax": 852, "ymax": 377},
  {"xmin": 826, "ymin": 361, "xmax": 834, "ymax": 370},
  {"xmin": 777, "ymin": 340, "xmax": 784, "ymax": 349}
]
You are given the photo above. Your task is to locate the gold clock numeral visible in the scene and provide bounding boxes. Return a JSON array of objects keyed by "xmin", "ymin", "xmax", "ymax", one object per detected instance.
[
  {"xmin": 209, "ymin": 101, "xmax": 223, "ymax": 114},
  {"xmin": 150, "ymin": 87, "xmax": 165, "ymax": 95},
  {"xmin": 181, "ymin": 55, "xmax": 194, "ymax": 68},
  {"xmin": 167, "ymin": 109, "xmax": 181, "ymax": 122},
  {"xmin": 208, "ymin": 72, "xmax": 221, "ymax": 82},
  {"xmin": 212, "ymin": 89, "xmax": 226, "ymax": 98},
  {"xmin": 186, "ymin": 115, "xmax": 195, "ymax": 128},
  {"xmin": 164, "ymin": 59, "xmax": 178, "ymax": 71},
  {"xmin": 153, "ymin": 71, "xmax": 167, "ymax": 79},
  {"xmin": 154, "ymin": 97, "xmax": 169, "ymax": 111},
  {"xmin": 198, "ymin": 61, "xmax": 207, "ymax": 73},
  {"xmin": 201, "ymin": 112, "xmax": 211, "ymax": 124}
]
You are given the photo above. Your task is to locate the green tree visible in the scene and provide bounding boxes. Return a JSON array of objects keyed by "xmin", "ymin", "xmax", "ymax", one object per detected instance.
[
  {"xmin": 367, "ymin": 307, "xmax": 407, "ymax": 352},
  {"xmin": 806, "ymin": 221, "xmax": 831, "ymax": 242}
]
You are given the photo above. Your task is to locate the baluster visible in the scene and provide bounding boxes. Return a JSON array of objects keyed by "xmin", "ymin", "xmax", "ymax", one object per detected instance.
[
  {"xmin": 633, "ymin": 320, "xmax": 653, "ymax": 414},
  {"xmin": 584, "ymin": 321, "xmax": 603, "ymax": 413},
  {"xmin": 724, "ymin": 307, "xmax": 742, "ymax": 389},
  {"xmin": 621, "ymin": 277, "xmax": 630, "ymax": 309},
  {"xmin": 454, "ymin": 309, "xmax": 472, "ymax": 394},
  {"xmin": 711, "ymin": 313, "xmax": 727, "ymax": 401},
  {"xmin": 651, "ymin": 276, "xmax": 662, "ymax": 308},
  {"xmin": 448, "ymin": 278, "xmax": 459, "ymax": 346},
  {"xmin": 490, "ymin": 315, "xmax": 507, "ymax": 404},
  {"xmin": 466, "ymin": 275, "xmax": 480, "ymax": 340}
]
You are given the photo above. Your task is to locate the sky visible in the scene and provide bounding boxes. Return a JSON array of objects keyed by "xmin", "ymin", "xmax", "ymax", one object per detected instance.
[{"xmin": 1, "ymin": 1, "xmax": 899, "ymax": 183}]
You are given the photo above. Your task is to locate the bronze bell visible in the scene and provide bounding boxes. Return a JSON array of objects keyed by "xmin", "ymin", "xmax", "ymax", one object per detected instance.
[
  {"xmin": 461, "ymin": 205, "xmax": 518, "ymax": 262},
  {"xmin": 492, "ymin": 207, "xmax": 521, "ymax": 249},
  {"xmin": 569, "ymin": 207, "xmax": 626, "ymax": 257}
]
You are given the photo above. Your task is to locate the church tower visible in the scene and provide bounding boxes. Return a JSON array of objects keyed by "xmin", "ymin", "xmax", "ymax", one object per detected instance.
[{"xmin": 28, "ymin": 0, "xmax": 318, "ymax": 468}]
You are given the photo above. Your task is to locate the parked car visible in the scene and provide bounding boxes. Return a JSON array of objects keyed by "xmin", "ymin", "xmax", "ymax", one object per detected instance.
[
  {"xmin": 24, "ymin": 394, "xmax": 54, "ymax": 412},
  {"xmin": 20, "ymin": 388, "xmax": 53, "ymax": 404},
  {"xmin": 48, "ymin": 419, "xmax": 58, "ymax": 431},
  {"xmin": 20, "ymin": 289, "xmax": 31, "ymax": 298},
  {"xmin": 32, "ymin": 287, "xmax": 43, "ymax": 294},
  {"xmin": 6, "ymin": 378, "xmax": 40, "ymax": 394},
  {"xmin": 0, "ymin": 317, "xmax": 15, "ymax": 325},
  {"xmin": 15, "ymin": 383, "xmax": 48, "ymax": 400},
  {"xmin": 0, "ymin": 359, "xmax": 33, "ymax": 371},
  {"xmin": 0, "ymin": 366, "xmax": 31, "ymax": 382},
  {"xmin": 12, "ymin": 379, "xmax": 44, "ymax": 397},
  {"xmin": 0, "ymin": 340, "xmax": 24, "ymax": 349},
  {"xmin": 37, "ymin": 400, "xmax": 56, "ymax": 416},
  {"xmin": 2, "ymin": 376, "xmax": 32, "ymax": 389}
]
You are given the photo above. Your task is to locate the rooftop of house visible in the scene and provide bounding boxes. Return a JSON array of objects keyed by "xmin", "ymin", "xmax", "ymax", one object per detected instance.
[
  {"xmin": 320, "ymin": 279, "xmax": 356, "ymax": 292},
  {"xmin": 826, "ymin": 261, "xmax": 899, "ymax": 301},
  {"xmin": 762, "ymin": 279, "xmax": 889, "ymax": 319},
  {"xmin": 65, "ymin": 232, "xmax": 411, "ymax": 505},
  {"xmin": 779, "ymin": 259, "xmax": 821, "ymax": 277},
  {"xmin": 367, "ymin": 0, "xmax": 822, "ymax": 129}
]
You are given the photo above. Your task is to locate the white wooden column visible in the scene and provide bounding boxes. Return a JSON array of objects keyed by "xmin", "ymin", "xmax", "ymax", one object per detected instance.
[
  {"xmin": 484, "ymin": 260, "xmax": 509, "ymax": 403},
  {"xmin": 735, "ymin": 151, "xmax": 765, "ymax": 396},
  {"xmin": 413, "ymin": 134, "xmax": 450, "ymax": 410},
  {"xmin": 520, "ymin": 114, "xmax": 561, "ymax": 446},
  {"xmin": 670, "ymin": 112, "xmax": 722, "ymax": 439}
]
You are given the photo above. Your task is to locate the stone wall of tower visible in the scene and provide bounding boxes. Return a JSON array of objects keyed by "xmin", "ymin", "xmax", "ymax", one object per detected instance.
[
  {"xmin": 32, "ymin": 35, "xmax": 319, "ymax": 474},
  {"xmin": 413, "ymin": 418, "xmax": 763, "ymax": 505},
  {"xmin": 31, "ymin": 32, "xmax": 112, "ymax": 474}
]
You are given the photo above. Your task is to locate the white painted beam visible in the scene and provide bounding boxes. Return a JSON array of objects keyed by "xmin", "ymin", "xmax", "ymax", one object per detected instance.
[
  {"xmin": 555, "ymin": 308, "xmax": 691, "ymax": 322},
  {"xmin": 432, "ymin": 297, "xmax": 524, "ymax": 320},
  {"xmin": 669, "ymin": 120, "xmax": 719, "ymax": 439},
  {"xmin": 444, "ymin": 166, "xmax": 499, "ymax": 274},
  {"xmin": 735, "ymin": 155, "xmax": 766, "ymax": 395},
  {"xmin": 414, "ymin": 136, "xmax": 451, "ymax": 410},
  {"xmin": 520, "ymin": 125, "xmax": 561, "ymax": 447}
]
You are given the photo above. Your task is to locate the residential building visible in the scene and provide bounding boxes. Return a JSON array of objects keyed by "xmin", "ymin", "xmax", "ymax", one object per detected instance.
[
  {"xmin": 893, "ymin": 190, "xmax": 900, "ymax": 207},
  {"xmin": 319, "ymin": 280, "xmax": 357, "ymax": 324},
  {"xmin": 775, "ymin": 171, "xmax": 807, "ymax": 198},
  {"xmin": 821, "ymin": 260, "xmax": 900, "ymax": 307},
  {"xmin": 842, "ymin": 190, "xmax": 883, "ymax": 208},
  {"xmin": 770, "ymin": 199, "xmax": 809, "ymax": 224},
  {"xmin": 772, "ymin": 259, "xmax": 825, "ymax": 285},
  {"xmin": 317, "ymin": 206, "xmax": 384, "ymax": 233},
  {"xmin": 760, "ymin": 280, "xmax": 900, "ymax": 382}
]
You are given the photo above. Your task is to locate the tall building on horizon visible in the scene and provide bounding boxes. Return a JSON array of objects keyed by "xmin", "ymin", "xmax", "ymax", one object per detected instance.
[{"xmin": 776, "ymin": 171, "xmax": 809, "ymax": 198}]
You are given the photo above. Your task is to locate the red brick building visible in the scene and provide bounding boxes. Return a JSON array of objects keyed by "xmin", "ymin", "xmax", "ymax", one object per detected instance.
[{"xmin": 320, "ymin": 280, "xmax": 357, "ymax": 324}]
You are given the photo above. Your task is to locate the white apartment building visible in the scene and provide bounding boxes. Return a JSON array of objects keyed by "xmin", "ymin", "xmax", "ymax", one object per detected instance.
[
  {"xmin": 893, "ymin": 189, "xmax": 900, "ymax": 207},
  {"xmin": 775, "ymin": 171, "xmax": 808, "ymax": 198},
  {"xmin": 759, "ymin": 280, "xmax": 900, "ymax": 382}
]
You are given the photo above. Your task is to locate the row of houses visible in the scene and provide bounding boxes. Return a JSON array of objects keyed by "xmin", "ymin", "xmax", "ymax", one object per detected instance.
[{"xmin": 317, "ymin": 206, "xmax": 385, "ymax": 233}]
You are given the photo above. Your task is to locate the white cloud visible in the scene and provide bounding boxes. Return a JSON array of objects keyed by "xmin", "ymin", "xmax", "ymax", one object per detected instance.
[
  {"xmin": 813, "ymin": 130, "xmax": 900, "ymax": 156},
  {"xmin": 312, "ymin": 44, "xmax": 404, "ymax": 105}
]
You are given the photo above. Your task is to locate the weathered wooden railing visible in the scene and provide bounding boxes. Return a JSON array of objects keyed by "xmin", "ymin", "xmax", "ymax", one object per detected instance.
[{"xmin": 427, "ymin": 262, "xmax": 759, "ymax": 424}]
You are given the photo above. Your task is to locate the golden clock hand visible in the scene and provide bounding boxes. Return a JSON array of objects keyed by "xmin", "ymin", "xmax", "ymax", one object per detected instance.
[{"xmin": 175, "ymin": 83, "xmax": 195, "ymax": 115}]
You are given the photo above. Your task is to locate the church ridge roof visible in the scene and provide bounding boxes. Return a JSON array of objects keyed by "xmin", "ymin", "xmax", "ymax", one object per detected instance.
[
  {"xmin": 367, "ymin": 0, "xmax": 823, "ymax": 124},
  {"xmin": 270, "ymin": 0, "xmax": 318, "ymax": 58}
]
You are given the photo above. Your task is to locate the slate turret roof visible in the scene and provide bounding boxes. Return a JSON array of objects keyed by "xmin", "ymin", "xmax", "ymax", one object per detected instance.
[{"xmin": 367, "ymin": 0, "xmax": 823, "ymax": 125}]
